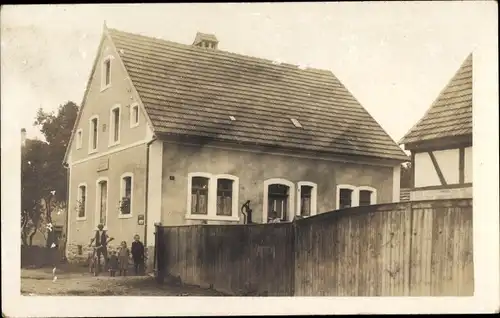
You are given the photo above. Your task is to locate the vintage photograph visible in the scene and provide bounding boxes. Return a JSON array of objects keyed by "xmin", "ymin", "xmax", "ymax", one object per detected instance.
[{"xmin": 1, "ymin": 2, "xmax": 498, "ymax": 316}]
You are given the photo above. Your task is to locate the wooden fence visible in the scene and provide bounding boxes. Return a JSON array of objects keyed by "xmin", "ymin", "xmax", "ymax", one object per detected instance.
[{"xmin": 155, "ymin": 198, "xmax": 473, "ymax": 296}]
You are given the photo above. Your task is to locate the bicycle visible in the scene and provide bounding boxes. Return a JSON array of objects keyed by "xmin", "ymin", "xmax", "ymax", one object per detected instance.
[{"xmin": 89, "ymin": 238, "xmax": 114, "ymax": 276}]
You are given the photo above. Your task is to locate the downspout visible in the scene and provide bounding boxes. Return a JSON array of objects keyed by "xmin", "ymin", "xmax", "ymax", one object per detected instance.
[{"xmin": 143, "ymin": 135, "xmax": 157, "ymax": 248}]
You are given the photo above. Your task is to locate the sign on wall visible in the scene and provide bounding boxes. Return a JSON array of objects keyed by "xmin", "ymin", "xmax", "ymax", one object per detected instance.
[
  {"xmin": 97, "ymin": 158, "xmax": 109, "ymax": 172},
  {"xmin": 138, "ymin": 214, "xmax": 145, "ymax": 225}
]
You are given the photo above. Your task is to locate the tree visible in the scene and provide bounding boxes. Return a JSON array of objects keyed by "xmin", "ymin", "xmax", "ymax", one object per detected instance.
[
  {"xmin": 21, "ymin": 101, "xmax": 78, "ymax": 246},
  {"xmin": 400, "ymin": 162, "xmax": 412, "ymax": 188},
  {"xmin": 33, "ymin": 101, "xmax": 79, "ymax": 222}
]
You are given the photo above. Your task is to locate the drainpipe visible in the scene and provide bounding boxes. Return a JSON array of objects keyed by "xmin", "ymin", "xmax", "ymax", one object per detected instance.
[{"xmin": 143, "ymin": 135, "xmax": 157, "ymax": 248}]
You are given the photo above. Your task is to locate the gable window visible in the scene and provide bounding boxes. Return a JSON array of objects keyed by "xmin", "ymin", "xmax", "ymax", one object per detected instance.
[
  {"xmin": 119, "ymin": 173, "xmax": 133, "ymax": 218},
  {"xmin": 96, "ymin": 178, "xmax": 108, "ymax": 226},
  {"xmin": 76, "ymin": 129, "xmax": 83, "ymax": 149},
  {"xmin": 186, "ymin": 173, "xmax": 239, "ymax": 221},
  {"xmin": 290, "ymin": 118, "xmax": 303, "ymax": 128},
  {"xmin": 76, "ymin": 183, "xmax": 87, "ymax": 220},
  {"xmin": 297, "ymin": 181, "xmax": 318, "ymax": 218},
  {"xmin": 109, "ymin": 105, "xmax": 121, "ymax": 145},
  {"xmin": 358, "ymin": 186, "xmax": 377, "ymax": 206},
  {"xmin": 191, "ymin": 176, "xmax": 209, "ymax": 215},
  {"xmin": 89, "ymin": 116, "xmax": 99, "ymax": 153},
  {"xmin": 130, "ymin": 104, "xmax": 139, "ymax": 128},
  {"xmin": 101, "ymin": 56, "xmax": 112, "ymax": 90},
  {"xmin": 262, "ymin": 178, "xmax": 295, "ymax": 223},
  {"xmin": 216, "ymin": 179, "xmax": 233, "ymax": 216}
]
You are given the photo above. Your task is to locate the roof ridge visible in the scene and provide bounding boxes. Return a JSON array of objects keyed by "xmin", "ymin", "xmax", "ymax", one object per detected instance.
[{"xmin": 107, "ymin": 27, "xmax": 333, "ymax": 76}]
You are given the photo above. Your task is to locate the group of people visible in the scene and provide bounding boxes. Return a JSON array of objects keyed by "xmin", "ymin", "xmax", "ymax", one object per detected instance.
[{"xmin": 89, "ymin": 224, "xmax": 146, "ymax": 277}]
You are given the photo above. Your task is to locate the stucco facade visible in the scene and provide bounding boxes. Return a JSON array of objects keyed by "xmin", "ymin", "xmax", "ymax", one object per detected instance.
[{"xmin": 155, "ymin": 142, "xmax": 397, "ymax": 226}]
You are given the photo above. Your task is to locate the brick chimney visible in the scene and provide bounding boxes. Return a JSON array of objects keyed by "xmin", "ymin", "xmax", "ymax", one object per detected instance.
[
  {"xmin": 21, "ymin": 128, "xmax": 27, "ymax": 147},
  {"xmin": 192, "ymin": 32, "xmax": 218, "ymax": 49}
]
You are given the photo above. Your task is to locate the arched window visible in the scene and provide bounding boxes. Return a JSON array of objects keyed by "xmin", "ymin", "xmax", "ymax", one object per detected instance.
[
  {"xmin": 119, "ymin": 173, "xmax": 134, "ymax": 218},
  {"xmin": 263, "ymin": 178, "xmax": 295, "ymax": 223},
  {"xmin": 297, "ymin": 181, "xmax": 318, "ymax": 217},
  {"xmin": 336, "ymin": 184, "xmax": 358, "ymax": 210},
  {"xmin": 358, "ymin": 186, "xmax": 377, "ymax": 206},
  {"xmin": 76, "ymin": 183, "xmax": 87, "ymax": 220}
]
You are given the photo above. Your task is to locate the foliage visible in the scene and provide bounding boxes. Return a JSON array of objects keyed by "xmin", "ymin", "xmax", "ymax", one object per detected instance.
[
  {"xmin": 119, "ymin": 197, "xmax": 131, "ymax": 215},
  {"xmin": 400, "ymin": 161, "xmax": 412, "ymax": 188},
  {"xmin": 21, "ymin": 101, "xmax": 78, "ymax": 246}
]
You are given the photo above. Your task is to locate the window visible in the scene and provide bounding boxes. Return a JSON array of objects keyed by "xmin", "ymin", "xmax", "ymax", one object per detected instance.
[
  {"xmin": 217, "ymin": 179, "xmax": 233, "ymax": 216},
  {"xmin": 358, "ymin": 186, "xmax": 377, "ymax": 206},
  {"xmin": 102, "ymin": 57, "xmax": 112, "ymax": 90},
  {"xmin": 268, "ymin": 184, "xmax": 290, "ymax": 221},
  {"xmin": 335, "ymin": 184, "xmax": 377, "ymax": 209},
  {"xmin": 339, "ymin": 189, "xmax": 353, "ymax": 209},
  {"xmin": 119, "ymin": 173, "xmax": 133, "ymax": 217},
  {"xmin": 186, "ymin": 173, "xmax": 239, "ymax": 221},
  {"xmin": 109, "ymin": 105, "xmax": 121, "ymax": 145},
  {"xmin": 262, "ymin": 178, "xmax": 295, "ymax": 223},
  {"xmin": 130, "ymin": 104, "xmax": 139, "ymax": 128},
  {"xmin": 89, "ymin": 116, "xmax": 99, "ymax": 153},
  {"xmin": 76, "ymin": 129, "xmax": 83, "ymax": 149},
  {"xmin": 191, "ymin": 176, "xmax": 209, "ymax": 215},
  {"xmin": 297, "ymin": 181, "xmax": 317, "ymax": 218},
  {"xmin": 96, "ymin": 178, "xmax": 108, "ymax": 226},
  {"xmin": 77, "ymin": 183, "xmax": 87, "ymax": 220}
]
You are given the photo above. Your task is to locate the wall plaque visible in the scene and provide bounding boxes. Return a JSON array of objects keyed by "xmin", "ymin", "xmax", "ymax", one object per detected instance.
[
  {"xmin": 97, "ymin": 158, "xmax": 109, "ymax": 172},
  {"xmin": 138, "ymin": 214, "xmax": 145, "ymax": 225}
]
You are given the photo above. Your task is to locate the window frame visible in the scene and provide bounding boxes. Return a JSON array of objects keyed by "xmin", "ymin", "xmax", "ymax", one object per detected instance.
[
  {"xmin": 109, "ymin": 104, "xmax": 121, "ymax": 147},
  {"xmin": 296, "ymin": 181, "xmax": 318, "ymax": 218},
  {"xmin": 118, "ymin": 172, "xmax": 134, "ymax": 219},
  {"xmin": 357, "ymin": 186, "xmax": 377, "ymax": 206},
  {"xmin": 185, "ymin": 172, "xmax": 240, "ymax": 221},
  {"xmin": 262, "ymin": 178, "xmax": 295, "ymax": 223},
  {"xmin": 76, "ymin": 129, "xmax": 83, "ymax": 150},
  {"xmin": 88, "ymin": 115, "xmax": 99, "ymax": 154},
  {"xmin": 130, "ymin": 103, "xmax": 140, "ymax": 128},
  {"xmin": 95, "ymin": 177, "xmax": 109, "ymax": 228},
  {"xmin": 76, "ymin": 182, "xmax": 88, "ymax": 221},
  {"xmin": 101, "ymin": 55, "xmax": 114, "ymax": 91},
  {"xmin": 336, "ymin": 184, "xmax": 358, "ymax": 210}
]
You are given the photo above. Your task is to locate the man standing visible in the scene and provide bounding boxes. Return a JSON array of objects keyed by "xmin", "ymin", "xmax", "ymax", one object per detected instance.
[
  {"xmin": 46, "ymin": 223, "xmax": 59, "ymax": 282},
  {"xmin": 89, "ymin": 224, "xmax": 113, "ymax": 275}
]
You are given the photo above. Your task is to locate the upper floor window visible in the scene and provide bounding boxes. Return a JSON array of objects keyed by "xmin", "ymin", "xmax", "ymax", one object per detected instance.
[
  {"xmin": 186, "ymin": 173, "xmax": 239, "ymax": 221},
  {"xmin": 88, "ymin": 116, "xmax": 99, "ymax": 153},
  {"xmin": 130, "ymin": 104, "xmax": 139, "ymax": 128},
  {"xmin": 109, "ymin": 105, "xmax": 121, "ymax": 146},
  {"xmin": 76, "ymin": 129, "xmax": 83, "ymax": 149},
  {"xmin": 101, "ymin": 56, "xmax": 113, "ymax": 91},
  {"xmin": 119, "ymin": 173, "xmax": 133, "ymax": 218}
]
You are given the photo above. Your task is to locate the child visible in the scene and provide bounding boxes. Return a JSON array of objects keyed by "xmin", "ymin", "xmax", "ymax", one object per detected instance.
[
  {"xmin": 268, "ymin": 211, "xmax": 281, "ymax": 223},
  {"xmin": 88, "ymin": 250, "xmax": 95, "ymax": 274},
  {"xmin": 131, "ymin": 234, "xmax": 145, "ymax": 276},
  {"xmin": 118, "ymin": 241, "xmax": 130, "ymax": 276},
  {"xmin": 108, "ymin": 251, "xmax": 119, "ymax": 277}
]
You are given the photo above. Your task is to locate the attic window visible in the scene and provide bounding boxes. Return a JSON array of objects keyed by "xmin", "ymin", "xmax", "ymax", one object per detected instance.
[
  {"xmin": 290, "ymin": 118, "xmax": 303, "ymax": 128},
  {"xmin": 229, "ymin": 116, "xmax": 236, "ymax": 121}
]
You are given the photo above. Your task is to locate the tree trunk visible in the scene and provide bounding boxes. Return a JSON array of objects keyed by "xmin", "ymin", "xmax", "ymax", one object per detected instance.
[{"xmin": 29, "ymin": 230, "xmax": 37, "ymax": 246}]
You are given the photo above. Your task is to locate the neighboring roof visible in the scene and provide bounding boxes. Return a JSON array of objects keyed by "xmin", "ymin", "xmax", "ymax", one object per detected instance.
[
  {"xmin": 400, "ymin": 53, "xmax": 472, "ymax": 145},
  {"xmin": 106, "ymin": 28, "xmax": 408, "ymax": 161}
]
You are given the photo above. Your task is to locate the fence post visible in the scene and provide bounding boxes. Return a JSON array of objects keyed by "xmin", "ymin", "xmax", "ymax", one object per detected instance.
[{"xmin": 155, "ymin": 223, "xmax": 165, "ymax": 284}]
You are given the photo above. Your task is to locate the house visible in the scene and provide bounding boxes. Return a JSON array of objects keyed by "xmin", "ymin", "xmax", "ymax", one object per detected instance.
[
  {"xmin": 62, "ymin": 24, "xmax": 408, "ymax": 262},
  {"xmin": 399, "ymin": 53, "xmax": 473, "ymax": 201}
]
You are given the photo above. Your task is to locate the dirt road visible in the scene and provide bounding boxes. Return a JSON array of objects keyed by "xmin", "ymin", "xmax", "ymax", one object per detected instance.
[{"xmin": 21, "ymin": 267, "xmax": 226, "ymax": 296}]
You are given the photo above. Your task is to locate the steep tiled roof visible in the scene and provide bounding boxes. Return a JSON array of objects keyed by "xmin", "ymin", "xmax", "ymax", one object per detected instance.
[
  {"xmin": 108, "ymin": 28, "xmax": 408, "ymax": 161},
  {"xmin": 400, "ymin": 54, "xmax": 472, "ymax": 145}
]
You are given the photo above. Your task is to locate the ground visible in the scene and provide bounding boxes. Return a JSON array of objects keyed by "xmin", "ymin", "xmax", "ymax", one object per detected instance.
[{"xmin": 21, "ymin": 265, "xmax": 226, "ymax": 296}]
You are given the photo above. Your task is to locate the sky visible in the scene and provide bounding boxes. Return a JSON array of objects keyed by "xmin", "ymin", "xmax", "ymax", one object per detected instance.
[{"xmin": 0, "ymin": 2, "xmax": 490, "ymax": 145}]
